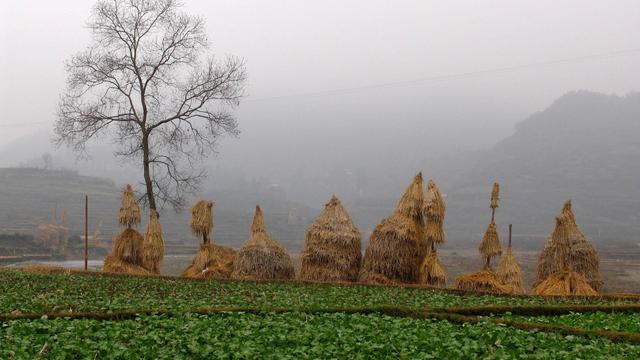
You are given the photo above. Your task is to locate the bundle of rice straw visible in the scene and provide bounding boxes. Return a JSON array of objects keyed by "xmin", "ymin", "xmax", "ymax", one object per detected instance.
[
  {"xmin": 299, "ymin": 195, "xmax": 362, "ymax": 282},
  {"xmin": 103, "ymin": 185, "xmax": 148, "ymax": 275},
  {"xmin": 496, "ymin": 224, "xmax": 524, "ymax": 294},
  {"xmin": 143, "ymin": 210, "xmax": 164, "ymax": 274},
  {"xmin": 190, "ymin": 200, "xmax": 214, "ymax": 243},
  {"xmin": 490, "ymin": 182, "xmax": 500, "ymax": 210},
  {"xmin": 118, "ymin": 184, "xmax": 141, "ymax": 228},
  {"xmin": 419, "ymin": 249, "xmax": 447, "ymax": 287},
  {"xmin": 182, "ymin": 200, "xmax": 237, "ymax": 279},
  {"xmin": 455, "ymin": 267, "xmax": 512, "ymax": 294},
  {"xmin": 359, "ymin": 172, "xmax": 427, "ymax": 284},
  {"xmin": 532, "ymin": 268, "xmax": 597, "ymax": 296},
  {"xmin": 533, "ymin": 200, "xmax": 602, "ymax": 291},
  {"xmin": 231, "ymin": 206, "xmax": 295, "ymax": 281},
  {"xmin": 479, "ymin": 220, "xmax": 502, "ymax": 268}
]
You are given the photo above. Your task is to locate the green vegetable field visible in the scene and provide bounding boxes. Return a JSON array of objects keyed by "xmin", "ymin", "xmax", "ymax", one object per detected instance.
[{"xmin": 2, "ymin": 269, "xmax": 640, "ymax": 359}]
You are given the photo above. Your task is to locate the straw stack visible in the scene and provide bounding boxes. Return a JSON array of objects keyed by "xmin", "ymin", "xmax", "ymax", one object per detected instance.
[
  {"xmin": 231, "ymin": 206, "xmax": 295, "ymax": 281},
  {"xmin": 299, "ymin": 196, "xmax": 362, "ymax": 282},
  {"xmin": 359, "ymin": 172, "xmax": 427, "ymax": 284},
  {"xmin": 533, "ymin": 200, "xmax": 602, "ymax": 291},
  {"xmin": 419, "ymin": 179, "xmax": 447, "ymax": 287},
  {"xmin": 143, "ymin": 210, "xmax": 164, "ymax": 274},
  {"xmin": 496, "ymin": 225, "xmax": 524, "ymax": 294}
]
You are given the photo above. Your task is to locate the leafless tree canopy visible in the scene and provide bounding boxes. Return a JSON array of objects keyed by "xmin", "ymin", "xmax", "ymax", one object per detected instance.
[{"xmin": 55, "ymin": 0, "xmax": 246, "ymax": 211}]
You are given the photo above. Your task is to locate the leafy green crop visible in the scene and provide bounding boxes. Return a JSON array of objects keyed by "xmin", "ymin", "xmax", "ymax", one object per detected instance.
[
  {"xmin": 0, "ymin": 270, "xmax": 629, "ymax": 315},
  {"xmin": 504, "ymin": 311, "xmax": 640, "ymax": 333},
  {"xmin": 2, "ymin": 312, "xmax": 639, "ymax": 359}
]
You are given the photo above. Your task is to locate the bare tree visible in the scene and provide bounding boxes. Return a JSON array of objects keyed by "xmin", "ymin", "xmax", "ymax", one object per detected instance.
[{"xmin": 55, "ymin": 0, "xmax": 246, "ymax": 211}]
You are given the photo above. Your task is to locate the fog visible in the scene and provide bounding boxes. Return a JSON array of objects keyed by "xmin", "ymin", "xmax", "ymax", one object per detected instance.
[{"xmin": 2, "ymin": 0, "xmax": 640, "ymax": 209}]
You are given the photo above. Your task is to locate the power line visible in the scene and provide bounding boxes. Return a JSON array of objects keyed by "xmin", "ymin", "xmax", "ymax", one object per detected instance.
[{"xmin": 245, "ymin": 48, "xmax": 640, "ymax": 102}]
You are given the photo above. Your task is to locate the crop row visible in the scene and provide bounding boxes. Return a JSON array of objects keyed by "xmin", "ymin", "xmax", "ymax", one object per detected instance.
[
  {"xmin": 2, "ymin": 312, "xmax": 639, "ymax": 359},
  {"xmin": 0, "ymin": 270, "xmax": 633, "ymax": 315},
  {"xmin": 503, "ymin": 311, "xmax": 640, "ymax": 334}
]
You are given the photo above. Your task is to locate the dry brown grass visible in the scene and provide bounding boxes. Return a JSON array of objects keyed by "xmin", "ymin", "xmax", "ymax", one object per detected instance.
[
  {"xmin": 118, "ymin": 184, "xmax": 141, "ymax": 228},
  {"xmin": 496, "ymin": 246, "xmax": 525, "ymax": 294},
  {"xmin": 299, "ymin": 195, "xmax": 362, "ymax": 282},
  {"xmin": 534, "ymin": 200, "xmax": 602, "ymax": 291},
  {"xmin": 182, "ymin": 244, "xmax": 237, "ymax": 279},
  {"xmin": 479, "ymin": 220, "xmax": 502, "ymax": 260},
  {"xmin": 359, "ymin": 172, "xmax": 427, "ymax": 284},
  {"xmin": 143, "ymin": 210, "xmax": 164, "ymax": 274},
  {"xmin": 490, "ymin": 182, "xmax": 500, "ymax": 210},
  {"xmin": 532, "ymin": 268, "xmax": 597, "ymax": 296},
  {"xmin": 103, "ymin": 255, "xmax": 151, "ymax": 275},
  {"xmin": 419, "ymin": 250, "xmax": 447, "ymax": 287},
  {"xmin": 231, "ymin": 206, "xmax": 294, "ymax": 281},
  {"xmin": 455, "ymin": 267, "xmax": 512, "ymax": 294},
  {"xmin": 190, "ymin": 200, "xmax": 214, "ymax": 243}
]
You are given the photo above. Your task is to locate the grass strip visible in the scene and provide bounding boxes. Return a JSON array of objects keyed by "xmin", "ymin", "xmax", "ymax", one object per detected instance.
[{"xmin": 437, "ymin": 304, "xmax": 640, "ymax": 316}]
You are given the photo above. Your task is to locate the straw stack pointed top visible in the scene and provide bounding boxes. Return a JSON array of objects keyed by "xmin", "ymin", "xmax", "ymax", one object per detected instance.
[
  {"xmin": 490, "ymin": 182, "xmax": 500, "ymax": 210},
  {"xmin": 479, "ymin": 220, "xmax": 502, "ymax": 259},
  {"xmin": 190, "ymin": 200, "xmax": 214, "ymax": 241},
  {"xmin": 143, "ymin": 209, "xmax": 165, "ymax": 274},
  {"xmin": 118, "ymin": 184, "xmax": 141, "ymax": 228},
  {"xmin": 396, "ymin": 172, "xmax": 425, "ymax": 220},
  {"xmin": 426, "ymin": 179, "xmax": 446, "ymax": 220},
  {"xmin": 250, "ymin": 205, "xmax": 267, "ymax": 234},
  {"xmin": 243, "ymin": 205, "xmax": 282, "ymax": 250}
]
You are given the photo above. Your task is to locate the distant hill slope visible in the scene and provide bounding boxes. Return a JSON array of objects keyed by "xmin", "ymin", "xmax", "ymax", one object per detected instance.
[
  {"xmin": 444, "ymin": 91, "xmax": 640, "ymax": 248},
  {"xmin": 0, "ymin": 168, "xmax": 318, "ymax": 253}
]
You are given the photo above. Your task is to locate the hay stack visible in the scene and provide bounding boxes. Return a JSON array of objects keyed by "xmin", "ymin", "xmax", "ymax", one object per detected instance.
[
  {"xmin": 182, "ymin": 201, "xmax": 236, "ymax": 279},
  {"xmin": 359, "ymin": 172, "xmax": 427, "ymax": 284},
  {"xmin": 143, "ymin": 210, "xmax": 164, "ymax": 274},
  {"xmin": 490, "ymin": 182, "xmax": 500, "ymax": 210},
  {"xmin": 455, "ymin": 267, "xmax": 512, "ymax": 294},
  {"xmin": 419, "ymin": 249, "xmax": 447, "ymax": 287},
  {"xmin": 534, "ymin": 200, "xmax": 602, "ymax": 291},
  {"xmin": 496, "ymin": 224, "xmax": 524, "ymax": 294},
  {"xmin": 479, "ymin": 220, "xmax": 502, "ymax": 268},
  {"xmin": 103, "ymin": 185, "xmax": 147, "ymax": 275},
  {"xmin": 420, "ymin": 179, "xmax": 447, "ymax": 286},
  {"xmin": 299, "ymin": 195, "xmax": 362, "ymax": 282},
  {"xmin": 231, "ymin": 206, "xmax": 294, "ymax": 281},
  {"xmin": 118, "ymin": 184, "xmax": 141, "ymax": 228},
  {"xmin": 532, "ymin": 269, "xmax": 597, "ymax": 296}
]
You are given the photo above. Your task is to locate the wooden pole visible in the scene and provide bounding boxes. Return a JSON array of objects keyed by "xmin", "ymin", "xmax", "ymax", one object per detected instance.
[
  {"xmin": 84, "ymin": 195, "xmax": 88, "ymax": 271},
  {"xmin": 508, "ymin": 224, "xmax": 512, "ymax": 248}
]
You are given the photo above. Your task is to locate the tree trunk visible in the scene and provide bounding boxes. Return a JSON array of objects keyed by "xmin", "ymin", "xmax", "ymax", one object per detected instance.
[{"xmin": 142, "ymin": 134, "xmax": 157, "ymax": 212}]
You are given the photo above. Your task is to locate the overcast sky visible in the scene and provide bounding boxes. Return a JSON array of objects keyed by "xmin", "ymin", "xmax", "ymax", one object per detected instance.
[{"xmin": 1, "ymin": 0, "xmax": 639, "ymax": 178}]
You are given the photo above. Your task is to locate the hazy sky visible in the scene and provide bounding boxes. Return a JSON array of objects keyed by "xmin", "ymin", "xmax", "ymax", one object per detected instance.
[{"xmin": 1, "ymin": 0, "xmax": 639, "ymax": 175}]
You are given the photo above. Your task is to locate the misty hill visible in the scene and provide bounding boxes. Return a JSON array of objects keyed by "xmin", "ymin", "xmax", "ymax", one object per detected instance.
[
  {"xmin": 0, "ymin": 168, "xmax": 318, "ymax": 254},
  {"xmin": 443, "ymin": 91, "xmax": 640, "ymax": 248}
]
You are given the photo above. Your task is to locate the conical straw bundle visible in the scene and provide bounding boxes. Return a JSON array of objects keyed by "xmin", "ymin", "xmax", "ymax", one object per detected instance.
[
  {"xmin": 360, "ymin": 172, "xmax": 427, "ymax": 284},
  {"xmin": 496, "ymin": 246, "xmax": 524, "ymax": 294},
  {"xmin": 426, "ymin": 179, "xmax": 446, "ymax": 221},
  {"xmin": 231, "ymin": 206, "xmax": 295, "ymax": 281},
  {"xmin": 118, "ymin": 184, "xmax": 141, "ymax": 228},
  {"xmin": 532, "ymin": 268, "xmax": 597, "ymax": 296},
  {"xmin": 143, "ymin": 210, "xmax": 165, "ymax": 274},
  {"xmin": 419, "ymin": 249, "xmax": 447, "ymax": 287},
  {"xmin": 455, "ymin": 267, "xmax": 511, "ymax": 294},
  {"xmin": 299, "ymin": 196, "xmax": 362, "ymax": 282},
  {"xmin": 190, "ymin": 200, "xmax": 214, "ymax": 242},
  {"xmin": 534, "ymin": 201, "xmax": 602, "ymax": 291},
  {"xmin": 479, "ymin": 221, "xmax": 502, "ymax": 259},
  {"xmin": 490, "ymin": 182, "xmax": 500, "ymax": 210}
]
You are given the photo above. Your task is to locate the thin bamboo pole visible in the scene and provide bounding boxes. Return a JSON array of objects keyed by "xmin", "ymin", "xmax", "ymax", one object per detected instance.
[{"xmin": 84, "ymin": 195, "xmax": 88, "ymax": 271}]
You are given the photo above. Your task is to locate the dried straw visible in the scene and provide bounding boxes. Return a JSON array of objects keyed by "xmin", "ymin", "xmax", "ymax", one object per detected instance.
[
  {"xmin": 299, "ymin": 195, "xmax": 362, "ymax": 282},
  {"xmin": 496, "ymin": 246, "xmax": 524, "ymax": 294},
  {"xmin": 143, "ymin": 210, "xmax": 164, "ymax": 274},
  {"xmin": 479, "ymin": 220, "xmax": 502, "ymax": 260},
  {"xmin": 118, "ymin": 184, "xmax": 141, "ymax": 228},
  {"xmin": 359, "ymin": 172, "xmax": 427, "ymax": 284},
  {"xmin": 490, "ymin": 182, "xmax": 500, "ymax": 210},
  {"xmin": 190, "ymin": 200, "xmax": 214, "ymax": 243},
  {"xmin": 103, "ymin": 228, "xmax": 148, "ymax": 275},
  {"xmin": 419, "ymin": 249, "xmax": 447, "ymax": 287},
  {"xmin": 424, "ymin": 179, "xmax": 446, "ymax": 246},
  {"xmin": 182, "ymin": 243, "xmax": 237, "ymax": 279},
  {"xmin": 103, "ymin": 255, "xmax": 151, "ymax": 275},
  {"xmin": 532, "ymin": 268, "xmax": 597, "ymax": 296},
  {"xmin": 455, "ymin": 267, "xmax": 512, "ymax": 294},
  {"xmin": 534, "ymin": 200, "xmax": 602, "ymax": 291},
  {"xmin": 231, "ymin": 206, "xmax": 295, "ymax": 281}
]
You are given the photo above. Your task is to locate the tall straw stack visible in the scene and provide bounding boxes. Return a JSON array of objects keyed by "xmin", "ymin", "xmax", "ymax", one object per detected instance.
[
  {"xmin": 231, "ymin": 206, "xmax": 295, "ymax": 281},
  {"xmin": 299, "ymin": 196, "xmax": 362, "ymax": 282},
  {"xmin": 496, "ymin": 225, "xmax": 524, "ymax": 294},
  {"xmin": 103, "ymin": 184, "xmax": 149, "ymax": 275},
  {"xmin": 533, "ymin": 200, "xmax": 602, "ymax": 291},
  {"xmin": 118, "ymin": 184, "xmax": 141, "ymax": 228},
  {"xmin": 143, "ymin": 210, "xmax": 164, "ymax": 274},
  {"xmin": 420, "ymin": 179, "xmax": 447, "ymax": 286},
  {"xmin": 359, "ymin": 172, "xmax": 427, "ymax": 284},
  {"xmin": 532, "ymin": 215, "xmax": 597, "ymax": 295},
  {"xmin": 455, "ymin": 182, "xmax": 509, "ymax": 294},
  {"xmin": 182, "ymin": 200, "xmax": 236, "ymax": 279}
]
